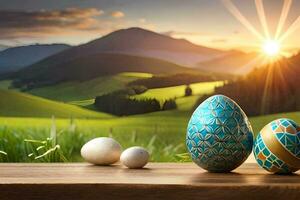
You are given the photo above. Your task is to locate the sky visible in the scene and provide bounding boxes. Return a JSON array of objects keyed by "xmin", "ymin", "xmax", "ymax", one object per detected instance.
[{"xmin": 0, "ymin": 0, "xmax": 300, "ymax": 53}]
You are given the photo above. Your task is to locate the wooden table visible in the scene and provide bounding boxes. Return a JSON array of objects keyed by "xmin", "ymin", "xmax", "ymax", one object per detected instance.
[{"xmin": 0, "ymin": 163, "xmax": 299, "ymax": 200}]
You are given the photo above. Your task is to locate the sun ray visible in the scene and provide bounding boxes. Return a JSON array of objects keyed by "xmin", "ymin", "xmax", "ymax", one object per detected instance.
[
  {"xmin": 275, "ymin": 0, "xmax": 292, "ymax": 39},
  {"xmin": 260, "ymin": 60, "xmax": 274, "ymax": 114},
  {"xmin": 258, "ymin": 54, "xmax": 273, "ymax": 66},
  {"xmin": 236, "ymin": 54, "xmax": 265, "ymax": 74},
  {"xmin": 223, "ymin": 0, "xmax": 300, "ymax": 59},
  {"xmin": 255, "ymin": 0, "xmax": 270, "ymax": 38},
  {"xmin": 279, "ymin": 15, "xmax": 300, "ymax": 42},
  {"xmin": 222, "ymin": 0, "xmax": 264, "ymax": 40},
  {"xmin": 222, "ymin": 0, "xmax": 299, "ymax": 115}
]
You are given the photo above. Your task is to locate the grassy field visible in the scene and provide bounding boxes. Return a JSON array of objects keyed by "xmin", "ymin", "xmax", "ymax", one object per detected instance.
[
  {"xmin": 0, "ymin": 77, "xmax": 299, "ymax": 163},
  {"xmin": 0, "ymin": 89, "xmax": 111, "ymax": 118},
  {"xmin": 0, "ymin": 114, "xmax": 188, "ymax": 162},
  {"xmin": 0, "ymin": 111, "xmax": 299, "ymax": 162}
]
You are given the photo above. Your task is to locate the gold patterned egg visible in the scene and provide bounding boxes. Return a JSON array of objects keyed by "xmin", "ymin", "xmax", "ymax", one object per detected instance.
[{"xmin": 253, "ymin": 118, "xmax": 300, "ymax": 174}]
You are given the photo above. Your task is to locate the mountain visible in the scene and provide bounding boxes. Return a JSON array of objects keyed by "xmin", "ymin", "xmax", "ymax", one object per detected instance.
[
  {"xmin": 94, "ymin": 27, "xmax": 224, "ymax": 65},
  {"xmin": 10, "ymin": 27, "xmax": 224, "ymax": 71},
  {"xmin": 195, "ymin": 53, "xmax": 300, "ymax": 116},
  {"xmin": 196, "ymin": 51, "xmax": 258, "ymax": 75},
  {"xmin": 0, "ymin": 44, "xmax": 71, "ymax": 74},
  {"xmin": 0, "ymin": 89, "xmax": 111, "ymax": 118},
  {"xmin": 12, "ymin": 53, "xmax": 197, "ymax": 89},
  {"xmin": 10, "ymin": 27, "xmax": 228, "ymax": 89}
]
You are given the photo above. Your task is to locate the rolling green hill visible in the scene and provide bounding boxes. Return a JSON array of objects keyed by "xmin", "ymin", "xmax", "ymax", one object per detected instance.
[
  {"xmin": 1, "ymin": 73, "xmax": 152, "ymax": 102},
  {"xmin": 0, "ymin": 89, "xmax": 112, "ymax": 118},
  {"xmin": 12, "ymin": 53, "xmax": 197, "ymax": 89},
  {"xmin": 27, "ymin": 72, "xmax": 152, "ymax": 102}
]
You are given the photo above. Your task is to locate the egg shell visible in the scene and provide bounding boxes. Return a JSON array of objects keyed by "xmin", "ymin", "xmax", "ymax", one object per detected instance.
[
  {"xmin": 81, "ymin": 137, "xmax": 122, "ymax": 165},
  {"xmin": 120, "ymin": 146, "xmax": 149, "ymax": 169},
  {"xmin": 186, "ymin": 95, "xmax": 254, "ymax": 172},
  {"xmin": 253, "ymin": 118, "xmax": 300, "ymax": 174}
]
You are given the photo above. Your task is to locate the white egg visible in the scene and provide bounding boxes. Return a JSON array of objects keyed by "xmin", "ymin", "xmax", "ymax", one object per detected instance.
[
  {"xmin": 81, "ymin": 137, "xmax": 122, "ymax": 165},
  {"xmin": 120, "ymin": 146, "xmax": 149, "ymax": 169}
]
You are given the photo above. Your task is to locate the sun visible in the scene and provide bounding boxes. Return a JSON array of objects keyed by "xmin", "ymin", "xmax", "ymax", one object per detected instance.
[
  {"xmin": 223, "ymin": 0, "xmax": 299, "ymax": 59},
  {"xmin": 262, "ymin": 40, "xmax": 281, "ymax": 57}
]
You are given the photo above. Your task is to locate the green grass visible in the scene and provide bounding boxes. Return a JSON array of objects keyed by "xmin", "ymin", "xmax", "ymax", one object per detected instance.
[
  {"xmin": 0, "ymin": 115, "xmax": 188, "ymax": 162},
  {"xmin": 0, "ymin": 89, "xmax": 112, "ymax": 118},
  {"xmin": 0, "ymin": 111, "xmax": 299, "ymax": 162},
  {"xmin": 134, "ymin": 81, "xmax": 224, "ymax": 101}
]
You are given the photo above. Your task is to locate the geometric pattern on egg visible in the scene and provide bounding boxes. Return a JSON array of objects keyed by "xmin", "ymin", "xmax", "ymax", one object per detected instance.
[
  {"xmin": 253, "ymin": 118, "xmax": 300, "ymax": 174},
  {"xmin": 186, "ymin": 95, "xmax": 254, "ymax": 172}
]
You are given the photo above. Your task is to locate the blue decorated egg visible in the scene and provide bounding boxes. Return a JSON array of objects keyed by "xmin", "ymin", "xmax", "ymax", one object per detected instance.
[
  {"xmin": 186, "ymin": 95, "xmax": 253, "ymax": 172},
  {"xmin": 253, "ymin": 118, "xmax": 300, "ymax": 174}
]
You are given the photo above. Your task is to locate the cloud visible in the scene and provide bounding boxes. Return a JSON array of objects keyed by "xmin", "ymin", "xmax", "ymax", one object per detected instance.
[
  {"xmin": 110, "ymin": 11, "xmax": 125, "ymax": 18},
  {"xmin": 0, "ymin": 8, "xmax": 157, "ymax": 45},
  {"xmin": 0, "ymin": 8, "xmax": 106, "ymax": 39},
  {"xmin": 0, "ymin": 8, "xmax": 103, "ymax": 29}
]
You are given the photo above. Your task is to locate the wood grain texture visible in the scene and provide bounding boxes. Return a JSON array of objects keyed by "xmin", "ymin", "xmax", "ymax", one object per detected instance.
[{"xmin": 0, "ymin": 163, "xmax": 300, "ymax": 200}]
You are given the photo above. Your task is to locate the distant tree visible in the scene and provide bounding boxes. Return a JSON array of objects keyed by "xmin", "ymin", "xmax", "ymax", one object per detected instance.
[
  {"xmin": 162, "ymin": 99, "xmax": 177, "ymax": 110},
  {"xmin": 185, "ymin": 85, "xmax": 192, "ymax": 96},
  {"xmin": 94, "ymin": 93, "xmax": 160, "ymax": 116}
]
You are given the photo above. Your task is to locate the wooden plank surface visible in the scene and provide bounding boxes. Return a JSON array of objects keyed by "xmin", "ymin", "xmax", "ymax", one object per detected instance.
[{"xmin": 0, "ymin": 163, "xmax": 300, "ymax": 200}]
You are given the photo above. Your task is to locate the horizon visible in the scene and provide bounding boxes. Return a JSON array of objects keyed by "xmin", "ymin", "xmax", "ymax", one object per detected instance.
[
  {"xmin": 0, "ymin": 27, "xmax": 256, "ymax": 54},
  {"xmin": 1, "ymin": 0, "xmax": 300, "ymax": 55},
  {"xmin": 1, "ymin": 26, "xmax": 299, "ymax": 58}
]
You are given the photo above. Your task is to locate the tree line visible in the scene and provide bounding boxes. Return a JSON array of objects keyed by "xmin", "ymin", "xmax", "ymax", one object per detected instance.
[
  {"xmin": 194, "ymin": 55, "xmax": 300, "ymax": 116},
  {"xmin": 94, "ymin": 87, "xmax": 177, "ymax": 116}
]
